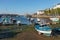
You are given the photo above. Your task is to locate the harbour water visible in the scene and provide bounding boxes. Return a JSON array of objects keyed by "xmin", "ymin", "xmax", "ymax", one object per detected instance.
[{"xmin": 0, "ymin": 16, "xmax": 32, "ymax": 25}]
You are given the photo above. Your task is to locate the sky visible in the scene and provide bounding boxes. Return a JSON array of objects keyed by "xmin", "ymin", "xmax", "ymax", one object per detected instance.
[{"xmin": 0, "ymin": 0, "xmax": 60, "ymax": 14}]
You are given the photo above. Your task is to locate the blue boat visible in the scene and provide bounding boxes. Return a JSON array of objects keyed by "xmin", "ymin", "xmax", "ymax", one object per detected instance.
[
  {"xmin": 0, "ymin": 27, "xmax": 19, "ymax": 39},
  {"xmin": 35, "ymin": 23, "xmax": 52, "ymax": 36},
  {"xmin": 51, "ymin": 27, "xmax": 60, "ymax": 36}
]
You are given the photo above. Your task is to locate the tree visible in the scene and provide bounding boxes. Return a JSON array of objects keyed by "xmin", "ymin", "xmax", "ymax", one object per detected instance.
[
  {"xmin": 56, "ymin": 8, "xmax": 60, "ymax": 15},
  {"xmin": 44, "ymin": 8, "xmax": 51, "ymax": 16}
]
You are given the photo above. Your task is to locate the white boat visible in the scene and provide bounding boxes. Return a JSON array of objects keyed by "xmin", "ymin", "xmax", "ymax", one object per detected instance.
[
  {"xmin": 35, "ymin": 28, "xmax": 51, "ymax": 34},
  {"xmin": 35, "ymin": 24, "xmax": 52, "ymax": 36},
  {"xmin": 50, "ymin": 18, "xmax": 59, "ymax": 22}
]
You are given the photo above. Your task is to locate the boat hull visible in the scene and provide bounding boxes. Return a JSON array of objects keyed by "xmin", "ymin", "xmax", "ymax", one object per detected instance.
[
  {"xmin": 0, "ymin": 32, "xmax": 18, "ymax": 39},
  {"xmin": 35, "ymin": 28, "xmax": 51, "ymax": 34}
]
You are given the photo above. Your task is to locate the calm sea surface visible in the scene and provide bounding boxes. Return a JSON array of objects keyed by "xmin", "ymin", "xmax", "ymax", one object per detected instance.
[{"xmin": 0, "ymin": 16, "xmax": 32, "ymax": 25}]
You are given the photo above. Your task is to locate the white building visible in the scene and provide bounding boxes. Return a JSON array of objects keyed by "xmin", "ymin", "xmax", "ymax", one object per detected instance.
[
  {"xmin": 53, "ymin": 3, "xmax": 60, "ymax": 9},
  {"xmin": 37, "ymin": 10, "xmax": 44, "ymax": 15}
]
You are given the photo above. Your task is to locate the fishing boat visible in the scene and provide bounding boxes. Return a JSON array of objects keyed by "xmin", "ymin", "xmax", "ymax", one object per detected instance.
[
  {"xmin": 51, "ymin": 27, "xmax": 60, "ymax": 36},
  {"xmin": 0, "ymin": 31, "xmax": 18, "ymax": 39},
  {"xmin": 0, "ymin": 26, "xmax": 20, "ymax": 39},
  {"xmin": 35, "ymin": 23, "xmax": 52, "ymax": 36},
  {"xmin": 49, "ymin": 17, "xmax": 59, "ymax": 24}
]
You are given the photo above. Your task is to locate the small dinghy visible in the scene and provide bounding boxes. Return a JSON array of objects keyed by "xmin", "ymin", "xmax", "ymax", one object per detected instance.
[
  {"xmin": 35, "ymin": 23, "xmax": 52, "ymax": 36},
  {"xmin": 51, "ymin": 27, "xmax": 60, "ymax": 36},
  {"xmin": 0, "ymin": 26, "xmax": 19, "ymax": 39}
]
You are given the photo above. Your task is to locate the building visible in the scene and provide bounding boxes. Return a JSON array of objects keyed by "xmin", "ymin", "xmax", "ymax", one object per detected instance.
[
  {"xmin": 53, "ymin": 3, "xmax": 60, "ymax": 9},
  {"xmin": 37, "ymin": 10, "xmax": 44, "ymax": 15}
]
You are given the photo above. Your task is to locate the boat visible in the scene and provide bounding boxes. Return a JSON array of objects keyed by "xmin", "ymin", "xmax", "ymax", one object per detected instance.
[
  {"xmin": 0, "ymin": 26, "xmax": 20, "ymax": 39},
  {"xmin": 0, "ymin": 31, "xmax": 18, "ymax": 39},
  {"xmin": 35, "ymin": 23, "xmax": 52, "ymax": 36},
  {"xmin": 51, "ymin": 27, "xmax": 60, "ymax": 36}
]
